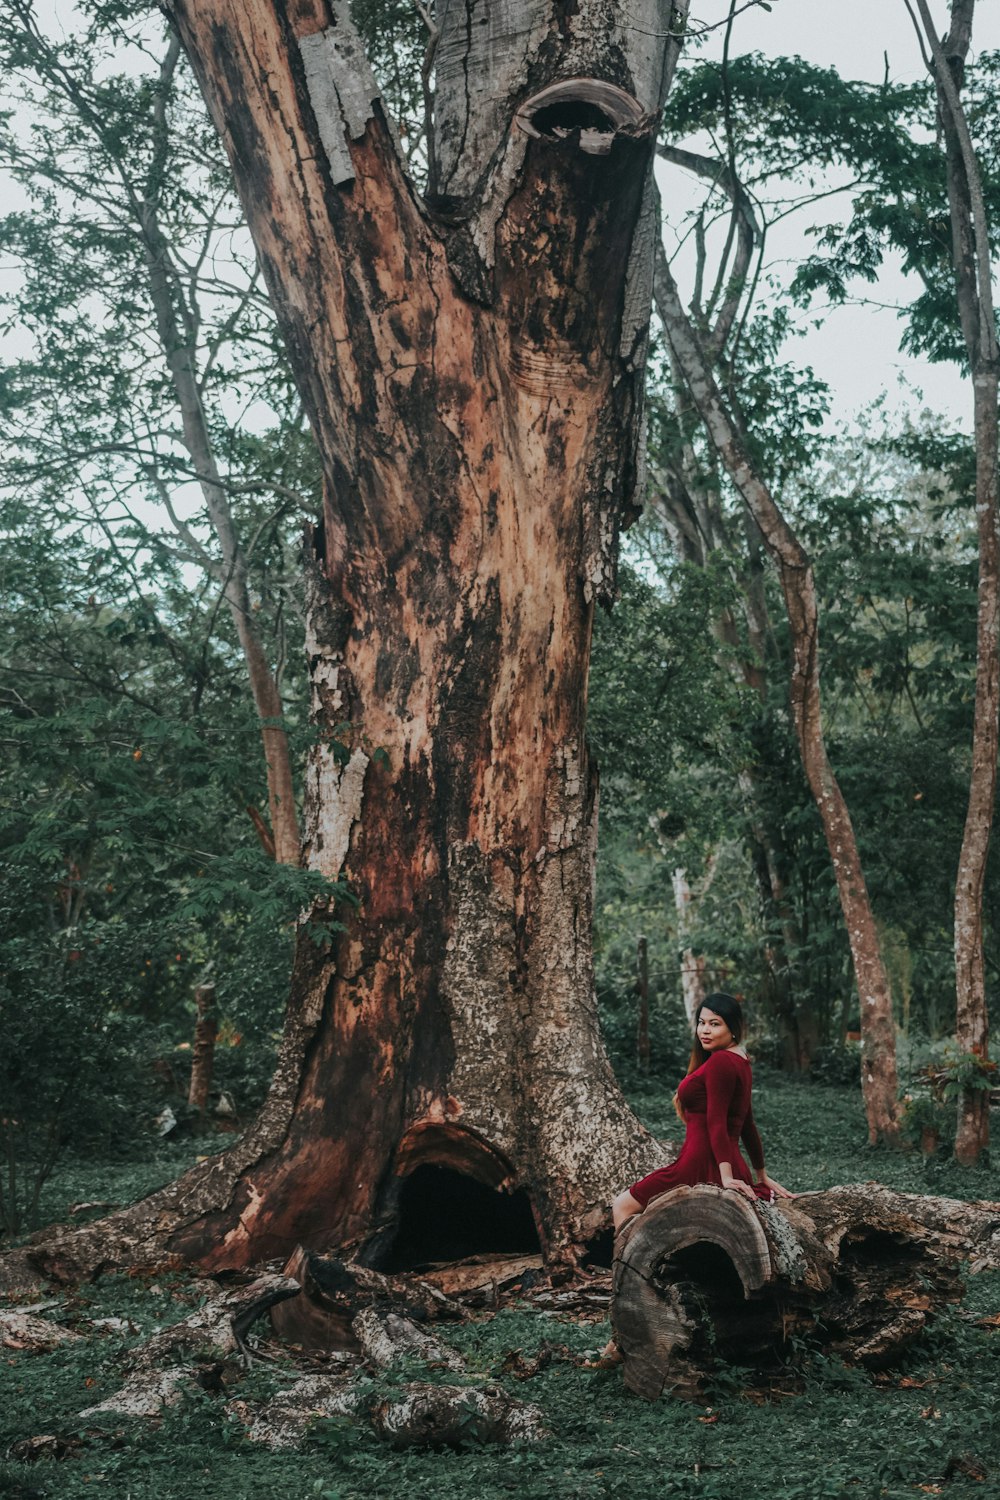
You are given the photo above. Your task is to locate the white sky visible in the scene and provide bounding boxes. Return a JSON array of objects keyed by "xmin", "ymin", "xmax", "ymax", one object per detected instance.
[{"xmin": 662, "ymin": 0, "xmax": 1000, "ymax": 432}]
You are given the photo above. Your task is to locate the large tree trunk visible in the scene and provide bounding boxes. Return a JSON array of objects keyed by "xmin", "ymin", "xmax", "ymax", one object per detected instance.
[
  {"xmin": 916, "ymin": 0, "xmax": 999, "ymax": 1165},
  {"xmin": 25, "ymin": 0, "xmax": 691, "ymax": 1280},
  {"xmin": 653, "ymin": 244, "xmax": 901, "ymax": 1143}
]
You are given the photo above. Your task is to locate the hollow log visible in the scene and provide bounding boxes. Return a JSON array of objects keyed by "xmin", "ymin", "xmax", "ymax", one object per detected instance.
[{"xmin": 611, "ymin": 1184, "xmax": 998, "ymax": 1400}]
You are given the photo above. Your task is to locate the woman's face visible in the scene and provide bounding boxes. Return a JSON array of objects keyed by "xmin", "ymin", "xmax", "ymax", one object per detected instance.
[{"xmin": 696, "ymin": 1007, "xmax": 735, "ymax": 1052}]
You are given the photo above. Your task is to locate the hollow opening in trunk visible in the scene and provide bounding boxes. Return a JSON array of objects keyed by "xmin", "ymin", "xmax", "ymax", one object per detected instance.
[
  {"xmin": 514, "ymin": 79, "xmax": 645, "ymax": 156},
  {"xmin": 653, "ymin": 1240, "xmax": 769, "ymax": 1364},
  {"xmin": 380, "ymin": 1164, "xmax": 541, "ymax": 1272},
  {"xmin": 838, "ymin": 1227, "xmax": 922, "ymax": 1268},
  {"xmin": 530, "ymin": 100, "xmax": 615, "ymax": 137},
  {"xmin": 583, "ymin": 1227, "xmax": 614, "ymax": 1269}
]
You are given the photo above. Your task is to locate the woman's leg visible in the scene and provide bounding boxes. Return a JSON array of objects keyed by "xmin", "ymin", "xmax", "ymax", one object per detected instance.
[
  {"xmin": 589, "ymin": 1189, "xmax": 645, "ymax": 1363},
  {"xmin": 612, "ymin": 1188, "xmax": 643, "ymax": 1232}
]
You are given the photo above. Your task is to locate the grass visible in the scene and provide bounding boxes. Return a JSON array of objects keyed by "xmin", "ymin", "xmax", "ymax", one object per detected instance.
[{"xmin": 1, "ymin": 1077, "xmax": 998, "ymax": 1500}]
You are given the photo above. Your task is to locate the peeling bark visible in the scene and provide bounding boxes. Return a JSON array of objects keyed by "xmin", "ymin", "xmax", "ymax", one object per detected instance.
[{"xmin": 26, "ymin": 0, "xmax": 691, "ymax": 1279}]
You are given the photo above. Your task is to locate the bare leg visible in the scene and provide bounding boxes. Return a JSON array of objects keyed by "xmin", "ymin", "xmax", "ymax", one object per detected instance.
[
  {"xmin": 595, "ymin": 1190, "xmax": 644, "ymax": 1362},
  {"xmin": 612, "ymin": 1189, "xmax": 643, "ymax": 1232}
]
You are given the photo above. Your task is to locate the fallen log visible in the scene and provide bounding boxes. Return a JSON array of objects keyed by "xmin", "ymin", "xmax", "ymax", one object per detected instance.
[{"xmin": 611, "ymin": 1183, "xmax": 998, "ymax": 1400}]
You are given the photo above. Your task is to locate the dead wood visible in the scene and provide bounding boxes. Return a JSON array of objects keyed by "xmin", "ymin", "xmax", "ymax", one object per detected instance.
[
  {"xmin": 80, "ymin": 1272, "xmax": 300, "ymax": 1417},
  {"xmin": 0, "ymin": 1311, "xmax": 82, "ymax": 1352},
  {"xmin": 369, "ymin": 1382, "xmax": 547, "ymax": 1449},
  {"xmin": 225, "ymin": 1373, "xmax": 364, "ymax": 1449},
  {"xmin": 418, "ymin": 1252, "xmax": 544, "ymax": 1298},
  {"xmin": 352, "ymin": 1307, "xmax": 466, "ymax": 1372},
  {"xmin": 268, "ymin": 1246, "xmax": 464, "ymax": 1354},
  {"xmin": 612, "ymin": 1184, "xmax": 994, "ymax": 1400},
  {"xmin": 7, "ymin": 1434, "xmax": 86, "ymax": 1463}
]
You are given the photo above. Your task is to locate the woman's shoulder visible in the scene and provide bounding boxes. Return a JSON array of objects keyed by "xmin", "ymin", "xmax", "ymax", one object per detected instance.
[{"xmin": 706, "ymin": 1047, "xmax": 749, "ymax": 1067}]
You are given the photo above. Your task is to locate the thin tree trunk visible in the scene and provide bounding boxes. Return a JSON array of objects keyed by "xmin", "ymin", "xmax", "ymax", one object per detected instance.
[
  {"xmin": 653, "ymin": 244, "xmax": 900, "ymax": 1144},
  {"xmin": 650, "ymin": 405, "xmax": 811, "ymax": 1064},
  {"xmin": 143, "ymin": 35, "xmax": 300, "ymax": 865},
  {"xmin": 187, "ymin": 984, "xmax": 218, "ymax": 1117},
  {"xmin": 911, "ymin": 0, "xmax": 998, "ymax": 1164},
  {"xmin": 671, "ymin": 868, "xmax": 705, "ymax": 1028},
  {"xmin": 25, "ymin": 0, "xmax": 691, "ymax": 1280},
  {"xmin": 636, "ymin": 936, "xmax": 650, "ymax": 1073}
]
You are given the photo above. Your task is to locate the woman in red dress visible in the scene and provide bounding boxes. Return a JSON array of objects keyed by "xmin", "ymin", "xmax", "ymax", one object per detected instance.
[{"xmin": 612, "ymin": 992, "xmax": 794, "ymax": 1233}]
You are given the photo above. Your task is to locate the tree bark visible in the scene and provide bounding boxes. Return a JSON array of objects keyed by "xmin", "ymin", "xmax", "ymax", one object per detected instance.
[
  {"xmin": 187, "ymin": 983, "xmax": 218, "ymax": 1116},
  {"xmin": 23, "ymin": 0, "xmax": 691, "ymax": 1280},
  {"xmin": 636, "ymin": 934, "xmax": 651, "ymax": 1072},
  {"xmin": 649, "ymin": 399, "xmax": 813, "ymax": 1067},
  {"xmin": 653, "ymin": 244, "xmax": 901, "ymax": 1142},
  {"xmin": 670, "ymin": 867, "xmax": 705, "ymax": 1028},
  {"xmin": 914, "ymin": 0, "xmax": 999, "ymax": 1164}
]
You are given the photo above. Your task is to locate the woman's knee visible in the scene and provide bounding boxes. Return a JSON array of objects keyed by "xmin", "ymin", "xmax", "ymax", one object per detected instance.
[{"xmin": 612, "ymin": 1189, "xmax": 642, "ymax": 1229}]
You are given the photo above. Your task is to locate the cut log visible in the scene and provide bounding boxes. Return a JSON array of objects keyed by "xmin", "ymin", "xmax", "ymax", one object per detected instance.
[{"xmin": 611, "ymin": 1184, "xmax": 992, "ymax": 1400}]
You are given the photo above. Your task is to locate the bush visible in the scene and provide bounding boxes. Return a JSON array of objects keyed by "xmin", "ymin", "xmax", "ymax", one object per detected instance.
[{"xmin": 808, "ymin": 1040, "xmax": 862, "ymax": 1086}]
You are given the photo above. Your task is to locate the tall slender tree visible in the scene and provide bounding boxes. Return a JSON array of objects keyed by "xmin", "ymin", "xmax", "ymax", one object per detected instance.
[
  {"xmin": 1, "ymin": 4, "xmax": 303, "ymax": 862},
  {"xmin": 908, "ymin": 0, "xmax": 998, "ymax": 1163}
]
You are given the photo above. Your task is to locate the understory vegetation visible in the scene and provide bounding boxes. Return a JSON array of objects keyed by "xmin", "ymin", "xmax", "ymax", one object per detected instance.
[{"xmin": 1, "ymin": 1079, "xmax": 998, "ymax": 1500}]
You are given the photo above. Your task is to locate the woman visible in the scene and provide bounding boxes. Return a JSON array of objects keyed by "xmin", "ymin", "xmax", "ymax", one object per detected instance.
[{"xmin": 612, "ymin": 992, "xmax": 794, "ymax": 1233}]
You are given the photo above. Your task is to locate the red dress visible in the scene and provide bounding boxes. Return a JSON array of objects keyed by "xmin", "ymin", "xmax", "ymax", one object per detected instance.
[{"xmin": 629, "ymin": 1049, "xmax": 770, "ymax": 1208}]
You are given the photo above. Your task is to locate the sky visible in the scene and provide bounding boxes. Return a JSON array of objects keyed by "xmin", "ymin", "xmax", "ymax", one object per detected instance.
[{"xmin": 658, "ymin": 0, "xmax": 1000, "ymax": 433}]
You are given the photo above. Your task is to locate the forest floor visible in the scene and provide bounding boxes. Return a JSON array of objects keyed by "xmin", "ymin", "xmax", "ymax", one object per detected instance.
[{"xmin": 1, "ymin": 1074, "xmax": 999, "ymax": 1500}]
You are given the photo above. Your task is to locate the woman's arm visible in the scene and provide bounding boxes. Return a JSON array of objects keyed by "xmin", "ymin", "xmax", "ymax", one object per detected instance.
[
  {"xmin": 741, "ymin": 1103, "xmax": 796, "ymax": 1198},
  {"xmin": 741, "ymin": 1104, "xmax": 765, "ymax": 1172}
]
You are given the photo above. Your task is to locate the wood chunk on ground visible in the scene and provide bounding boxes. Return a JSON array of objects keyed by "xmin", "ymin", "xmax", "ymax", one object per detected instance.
[
  {"xmin": 270, "ymin": 1247, "xmax": 464, "ymax": 1353},
  {"xmin": 225, "ymin": 1373, "xmax": 364, "ymax": 1449},
  {"xmin": 370, "ymin": 1381, "xmax": 547, "ymax": 1448},
  {"xmin": 6, "ymin": 1434, "xmax": 85, "ymax": 1462},
  {"xmin": 81, "ymin": 1365, "xmax": 189, "ymax": 1418},
  {"xmin": 0, "ymin": 1311, "xmax": 82, "ymax": 1351},
  {"xmin": 78, "ymin": 1272, "xmax": 301, "ymax": 1418},
  {"xmin": 352, "ymin": 1307, "xmax": 466, "ymax": 1371},
  {"xmin": 418, "ymin": 1253, "xmax": 544, "ymax": 1296}
]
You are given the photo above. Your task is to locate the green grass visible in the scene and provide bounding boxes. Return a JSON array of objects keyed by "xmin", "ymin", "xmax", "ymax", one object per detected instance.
[{"xmin": 2, "ymin": 1079, "xmax": 999, "ymax": 1500}]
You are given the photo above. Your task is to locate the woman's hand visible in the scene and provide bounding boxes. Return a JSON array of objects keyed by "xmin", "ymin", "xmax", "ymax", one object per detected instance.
[
  {"xmin": 758, "ymin": 1172, "xmax": 796, "ymax": 1200},
  {"xmin": 720, "ymin": 1175, "xmax": 756, "ymax": 1200}
]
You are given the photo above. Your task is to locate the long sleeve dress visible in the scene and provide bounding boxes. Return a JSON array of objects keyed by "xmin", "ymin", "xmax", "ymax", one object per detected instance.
[{"xmin": 629, "ymin": 1048, "xmax": 772, "ymax": 1208}]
